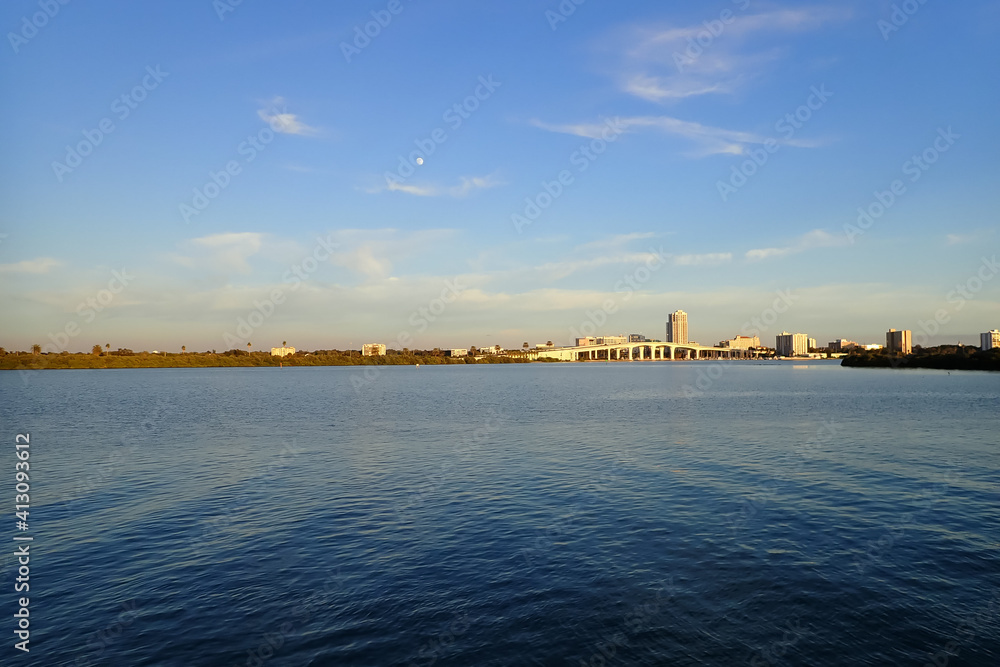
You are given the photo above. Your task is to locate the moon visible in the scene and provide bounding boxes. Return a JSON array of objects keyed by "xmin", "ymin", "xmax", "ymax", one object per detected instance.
[{"xmin": 416, "ymin": 157, "xmax": 424, "ymax": 165}]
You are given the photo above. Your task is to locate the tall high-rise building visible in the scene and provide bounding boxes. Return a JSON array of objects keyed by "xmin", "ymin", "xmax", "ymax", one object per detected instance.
[
  {"xmin": 775, "ymin": 332, "xmax": 809, "ymax": 357},
  {"xmin": 666, "ymin": 310, "xmax": 688, "ymax": 344},
  {"xmin": 886, "ymin": 329, "xmax": 912, "ymax": 355},
  {"xmin": 981, "ymin": 330, "xmax": 1000, "ymax": 351}
]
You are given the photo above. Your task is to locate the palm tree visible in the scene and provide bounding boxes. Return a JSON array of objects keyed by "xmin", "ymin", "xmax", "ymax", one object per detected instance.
[
  {"xmin": 181, "ymin": 345, "xmax": 186, "ymax": 353},
  {"xmin": 105, "ymin": 343, "xmax": 110, "ymax": 357},
  {"xmin": 92, "ymin": 344, "xmax": 102, "ymax": 356},
  {"xmin": 31, "ymin": 344, "xmax": 41, "ymax": 356},
  {"xmin": 247, "ymin": 342, "xmax": 252, "ymax": 356},
  {"xmin": 282, "ymin": 340, "xmax": 287, "ymax": 347}
]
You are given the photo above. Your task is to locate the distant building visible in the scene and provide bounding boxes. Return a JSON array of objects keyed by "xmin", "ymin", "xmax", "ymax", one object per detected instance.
[
  {"xmin": 808, "ymin": 338, "xmax": 817, "ymax": 351},
  {"xmin": 362, "ymin": 343, "xmax": 386, "ymax": 356},
  {"xmin": 598, "ymin": 335, "xmax": 627, "ymax": 345},
  {"xmin": 667, "ymin": 310, "xmax": 689, "ymax": 344},
  {"xmin": 886, "ymin": 329, "xmax": 912, "ymax": 355},
  {"xmin": 982, "ymin": 330, "xmax": 1000, "ymax": 351},
  {"xmin": 864, "ymin": 343, "xmax": 883, "ymax": 351},
  {"xmin": 719, "ymin": 335, "xmax": 760, "ymax": 350},
  {"xmin": 448, "ymin": 348, "xmax": 469, "ymax": 357},
  {"xmin": 775, "ymin": 332, "xmax": 809, "ymax": 357},
  {"xmin": 629, "ymin": 334, "xmax": 648, "ymax": 343},
  {"xmin": 828, "ymin": 339, "xmax": 858, "ymax": 353},
  {"xmin": 576, "ymin": 337, "xmax": 598, "ymax": 347},
  {"xmin": 270, "ymin": 346, "xmax": 296, "ymax": 357}
]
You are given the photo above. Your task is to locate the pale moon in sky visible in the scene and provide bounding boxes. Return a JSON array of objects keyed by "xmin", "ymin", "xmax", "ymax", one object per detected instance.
[{"xmin": 416, "ymin": 157, "xmax": 424, "ymax": 165}]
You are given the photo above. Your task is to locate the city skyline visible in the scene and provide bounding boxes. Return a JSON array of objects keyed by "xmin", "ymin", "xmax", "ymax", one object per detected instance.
[{"xmin": 2, "ymin": 2, "xmax": 999, "ymax": 352}]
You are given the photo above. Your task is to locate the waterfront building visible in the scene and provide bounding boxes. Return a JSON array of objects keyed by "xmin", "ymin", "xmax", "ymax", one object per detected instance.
[
  {"xmin": 886, "ymin": 329, "xmax": 913, "ymax": 355},
  {"xmin": 775, "ymin": 332, "xmax": 809, "ymax": 357},
  {"xmin": 864, "ymin": 344, "xmax": 883, "ymax": 351},
  {"xmin": 667, "ymin": 310, "xmax": 689, "ymax": 344},
  {"xmin": 719, "ymin": 335, "xmax": 761, "ymax": 350},
  {"xmin": 629, "ymin": 334, "xmax": 648, "ymax": 343},
  {"xmin": 828, "ymin": 339, "xmax": 858, "ymax": 353},
  {"xmin": 982, "ymin": 330, "xmax": 1000, "ymax": 351},
  {"xmin": 448, "ymin": 349, "xmax": 469, "ymax": 357},
  {"xmin": 270, "ymin": 346, "xmax": 295, "ymax": 357},
  {"xmin": 808, "ymin": 338, "xmax": 817, "ymax": 351},
  {"xmin": 597, "ymin": 335, "xmax": 627, "ymax": 345},
  {"xmin": 576, "ymin": 337, "xmax": 598, "ymax": 347},
  {"xmin": 362, "ymin": 343, "xmax": 386, "ymax": 356}
]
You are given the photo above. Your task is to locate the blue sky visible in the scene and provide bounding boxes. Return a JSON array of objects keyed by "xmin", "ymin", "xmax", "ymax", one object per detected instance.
[{"xmin": 1, "ymin": 0, "xmax": 998, "ymax": 353}]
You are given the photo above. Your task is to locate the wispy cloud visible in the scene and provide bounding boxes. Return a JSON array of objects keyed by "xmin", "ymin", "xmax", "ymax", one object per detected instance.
[
  {"xmin": 534, "ymin": 115, "xmax": 822, "ymax": 157},
  {"xmin": 946, "ymin": 229, "xmax": 994, "ymax": 245},
  {"xmin": 174, "ymin": 232, "xmax": 266, "ymax": 273},
  {"xmin": 257, "ymin": 96, "xmax": 321, "ymax": 136},
  {"xmin": 745, "ymin": 229, "xmax": 845, "ymax": 261},
  {"xmin": 0, "ymin": 257, "xmax": 61, "ymax": 274},
  {"xmin": 377, "ymin": 173, "xmax": 504, "ymax": 197},
  {"xmin": 618, "ymin": 6, "xmax": 852, "ymax": 103},
  {"xmin": 673, "ymin": 252, "xmax": 732, "ymax": 266}
]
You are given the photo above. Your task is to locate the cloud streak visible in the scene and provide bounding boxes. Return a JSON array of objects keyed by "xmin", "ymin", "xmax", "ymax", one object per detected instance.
[{"xmin": 257, "ymin": 96, "xmax": 321, "ymax": 136}]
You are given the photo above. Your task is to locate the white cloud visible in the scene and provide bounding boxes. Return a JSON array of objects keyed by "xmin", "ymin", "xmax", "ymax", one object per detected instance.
[
  {"xmin": 745, "ymin": 229, "xmax": 845, "ymax": 261},
  {"xmin": 946, "ymin": 229, "xmax": 994, "ymax": 245},
  {"xmin": 673, "ymin": 252, "xmax": 732, "ymax": 266},
  {"xmin": 179, "ymin": 232, "xmax": 266, "ymax": 273},
  {"xmin": 619, "ymin": 7, "xmax": 852, "ymax": 103},
  {"xmin": 534, "ymin": 114, "xmax": 822, "ymax": 157},
  {"xmin": 379, "ymin": 173, "xmax": 504, "ymax": 197},
  {"xmin": 0, "ymin": 257, "xmax": 62, "ymax": 274},
  {"xmin": 257, "ymin": 96, "xmax": 320, "ymax": 136}
]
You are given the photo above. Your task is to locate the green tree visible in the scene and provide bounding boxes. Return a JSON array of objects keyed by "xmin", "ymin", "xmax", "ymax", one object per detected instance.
[{"xmin": 92, "ymin": 345, "xmax": 102, "ymax": 356}]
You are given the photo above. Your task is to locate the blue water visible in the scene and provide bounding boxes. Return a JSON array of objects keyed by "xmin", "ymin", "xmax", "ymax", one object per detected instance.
[{"xmin": 1, "ymin": 362, "xmax": 998, "ymax": 666}]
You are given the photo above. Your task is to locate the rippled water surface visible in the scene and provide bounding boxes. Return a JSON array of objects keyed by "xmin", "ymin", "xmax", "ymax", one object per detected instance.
[{"xmin": 2, "ymin": 362, "xmax": 998, "ymax": 666}]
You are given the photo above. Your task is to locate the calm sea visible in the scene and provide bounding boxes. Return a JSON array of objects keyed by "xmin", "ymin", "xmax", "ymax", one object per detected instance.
[{"xmin": 1, "ymin": 362, "xmax": 998, "ymax": 666}]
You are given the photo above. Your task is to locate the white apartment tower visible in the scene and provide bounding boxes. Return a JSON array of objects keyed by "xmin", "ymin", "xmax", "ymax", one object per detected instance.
[{"xmin": 667, "ymin": 310, "xmax": 689, "ymax": 344}]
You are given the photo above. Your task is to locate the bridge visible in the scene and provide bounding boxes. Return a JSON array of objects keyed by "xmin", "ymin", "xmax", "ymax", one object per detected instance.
[{"xmin": 523, "ymin": 341, "xmax": 759, "ymax": 362}]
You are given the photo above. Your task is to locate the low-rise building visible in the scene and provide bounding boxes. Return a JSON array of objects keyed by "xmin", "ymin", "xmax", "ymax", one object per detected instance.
[
  {"xmin": 629, "ymin": 334, "xmax": 648, "ymax": 343},
  {"xmin": 719, "ymin": 335, "xmax": 761, "ymax": 350},
  {"xmin": 575, "ymin": 337, "xmax": 598, "ymax": 347},
  {"xmin": 362, "ymin": 343, "xmax": 386, "ymax": 356},
  {"xmin": 828, "ymin": 339, "xmax": 858, "ymax": 353},
  {"xmin": 448, "ymin": 348, "xmax": 469, "ymax": 357},
  {"xmin": 270, "ymin": 346, "xmax": 295, "ymax": 357},
  {"xmin": 981, "ymin": 330, "xmax": 1000, "ymax": 351}
]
